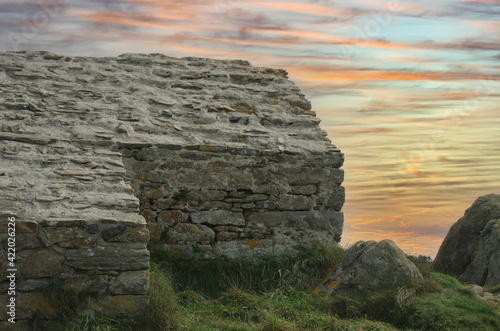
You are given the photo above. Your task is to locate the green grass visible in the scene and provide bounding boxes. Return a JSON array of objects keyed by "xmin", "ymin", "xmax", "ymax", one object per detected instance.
[
  {"xmin": 46, "ymin": 247, "xmax": 499, "ymax": 331},
  {"xmin": 153, "ymin": 246, "xmax": 345, "ymax": 296}
]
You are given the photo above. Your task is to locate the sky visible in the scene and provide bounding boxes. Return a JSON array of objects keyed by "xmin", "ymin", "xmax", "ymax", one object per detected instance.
[{"xmin": 1, "ymin": 0, "xmax": 499, "ymax": 257}]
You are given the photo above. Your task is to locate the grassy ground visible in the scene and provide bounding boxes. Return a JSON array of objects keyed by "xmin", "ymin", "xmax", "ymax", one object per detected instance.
[{"xmin": 45, "ymin": 247, "xmax": 499, "ymax": 331}]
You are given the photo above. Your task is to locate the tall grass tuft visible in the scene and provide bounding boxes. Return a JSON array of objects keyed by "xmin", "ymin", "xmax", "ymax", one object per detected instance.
[
  {"xmin": 132, "ymin": 262, "xmax": 181, "ymax": 330},
  {"xmin": 153, "ymin": 246, "xmax": 345, "ymax": 296}
]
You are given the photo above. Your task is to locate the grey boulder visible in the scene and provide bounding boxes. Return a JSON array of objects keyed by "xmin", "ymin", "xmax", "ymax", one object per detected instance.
[
  {"xmin": 434, "ymin": 193, "xmax": 500, "ymax": 286},
  {"xmin": 316, "ymin": 239, "xmax": 422, "ymax": 295}
]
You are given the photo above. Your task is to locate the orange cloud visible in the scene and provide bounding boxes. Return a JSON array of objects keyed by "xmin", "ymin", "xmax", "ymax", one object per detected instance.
[
  {"xmin": 288, "ymin": 65, "xmax": 500, "ymax": 83},
  {"xmin": 73, "ymin": 10, "xmax": 211, "ymax": 31},
  {"xmin": 245, "ymin": 1, "xmax": 338, "ymax": 17},
  {"xmin": 400, "ymin": 167, "xmax": 422, "ymax": 177},
  {"xmin": 350, "ymin": 208, "xmax": 431, "ymax": 227}
]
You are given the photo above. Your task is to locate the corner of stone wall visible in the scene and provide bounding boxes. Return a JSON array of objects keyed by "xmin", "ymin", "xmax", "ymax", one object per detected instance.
[
  {"xmin": 0, "ymin": 215, "xmax": 150, "ymax": 324},
  {"xmin": 0, "ymin": 139, "xmax": 150, "ymax": 324}
]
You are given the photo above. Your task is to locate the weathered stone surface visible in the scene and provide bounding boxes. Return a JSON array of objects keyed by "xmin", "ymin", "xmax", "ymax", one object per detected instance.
[
  {"xmin": 21, "ymin": 250, "xmax": 63, "ymax": 279},
  {"xmin": 2, "ymin": 234, "xmax": 41, "ymax": 251},
  {"xmin": 434, "ymin": 193, "xmax": 500, "ymax": 286},
  {"xmin": 65, "ymin": 246, "xmax": 149, "ymax": 271},
  {"xmin": 292, "ymin": 185, "xmax": 317, "ymax": 195},
  {"xmin": 199, "ymin": 190, "xmax": 228, "ymax": 201},
  {"xmin": 105, "ymin": 227, "xmax": 150, "ymax": 243},
  {"xmin": 38, "ymin": 227, "xmax": 98, "ymax": 247},
  {"xmin": 465, "ymin": 284, "xmax": 500, "ymax": 302},
  {"xmin": 98, "ymin": 295, "xmax": 148, "ymax": 315},
  {"xmin": 316, "ymin": 240, "xmax": 422, "ymax": 295},
  {"xmin": 0, "ymin": 219, "xmax": 37, "ymax": 233},
  {"xmin": 286, "ymin": 168, "xmax": 344, "ymax": 186},
  {"xmin": 140, "ymin": 209, "xmax": 157, "ymax": 223},
  {"xmin": 191, "ymin": 210, "xmax": 245, "ymax": 226},
  {"xmin": 157, "ymin": 210, "xmax": 188, "ymax": 227},
  {"xmin": 242, "ymin": 194, "xmax": 269, "ymax": 203},
  {"xmin": 100, "ymin": 224, "xmax": 126, "ymax": 240},
  {"xmin": 0, "ymin": 320, "xmax": 32, "ymax": 330},
  {"xmin": 59, "ymin": 273, "xmax": 111, "ymax": 293},
  {"xmin": 0, "ymin": 252, "xmax": 8, "ymax": 281},
  {"xmin": 109, "ymin": 270, "xmax": 149, "ymax": 295},
  {"xmin": 0, "ymin": 292, "xmax": 57, "ymax": 320},
  {"xmin": 326, "ymin": 186, "xmax": 346, "ymax": 211},
  {"xmin": 213, "ymin": 239, "xmax": 293, "ymax": 260},
  {"xmin": 166, "ymin": 224, "xmax": 215, "ymax": 245},
  {"xmin": 147, "ymin": 223, "xmax": 165, "ymax": 243},
  {"xmin": 42, "ymin": 219, "xmax": 86, "ymax": 228},
  {"xmin": 18, "ymin": 279, "xmax": 49, "ymax": 292},
  {"xmin": 276, "ymin": 195, "xmax": 313, "ymax": 211},
  {"xmin": 247, "ymin": 210, "xmax": 343, "ymax": 240}
]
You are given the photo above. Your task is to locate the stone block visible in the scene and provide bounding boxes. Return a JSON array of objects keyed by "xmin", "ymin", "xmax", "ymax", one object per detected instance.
[
  {"xmin": 2, "ymin": 234, "xmax": 41, "ymax": 251},
  {"xmin": 104, "ymin": 227, "xmax": 149, "ymax": 243},
  {"xmin": 285, "ymin": 168, "xmax": 343, "ymax": 186},
  {"xmin": 109, "ymin": 270, "xmax": 149, "ymax": 295},
  {"xmin": 2, "ymin": 292, "xmax": 56, "ymax": 320},
  {"xmin": 42, "ymin": 219, "xmax": 86, "ymax": 227},
  {"xmin": 65, "ymin": 246, "xmax": 149, "ymax": 271},
  {"xmin": 99, "ymin": 295, "xmax": 148, "ymax": 315},
  {"xmin": 325, "ymin": 186, "xmax": 345, "ymax": 211},
  {"xmin": 242, "ymin": 194, "xmax": 269, "ymax": 203},
  {"xmin": 276, "ymin": 195, "xmax": 313, "ymax": 211},
  {"xmin": 228, "ymin": 191, "xmax": 248, "ymax": 198},
  {"xmin": 247, "ymin": 210, "xmax": 343, "ymax": 240},
  {"xmin": 38, "ymin": 227, "xmax": 98, "ymax": 247},
  {"xmin": 241, "ymin": 203, "xmax": 256, "ymax": 210},
  {"xmin": 157, "ymin": 210, "xmax": 188, "ymax": 227},
  {"xmin": 59, "ymin": 273, "xmax": 110, "ymax": 293},
  {"xmin": 291, "ymin": 185, "xmax": 317, "ymax": 196},
  {"xmin": 191, "ymin": 210, "xmax": 245, "ymax": 226},
  {"xmin": 166, "ymin": 224, "xmax": 215, "ymax": 245},
  {"xmin": 198, "ymin": 190, "xmax": 228, "ymax": 201},
  {"xmin": 213, "ymin": 239, "xmax": 293, "ymax": 260},
  {"xmin": 139, "ymin": 209, "xmax": 157, "ymax": 223},
  {"xmin": 217, "ymin": 232, "xmax": 239, "ymax": 241},
  {"xmin": 200, "ymin": 201, "xmax": 232, "ymax": 210},
  {"xmin": 175, "ymin": 168, "xmax": 253, "ymax": 190},
  {"xmin": 0, "ymin": 220, "xmax": 37, "ymax": 233},
  {"xmin": 147, "ymin": 223, "xmax": 165, "ymax": 242},
  {"xmin": 101, "ymin": 225, "xmax": 127, "ymax": 241},
  {"xmin": 213, "ymin": 225, "xmax": 244, "ymax": 232},
  {"xmin": 18, "ymin": 279, "xmax": 49, "ymax": 292},
  {"xmin": 21, "ymin": 250, "xmax": 63, "ymax": 279}
]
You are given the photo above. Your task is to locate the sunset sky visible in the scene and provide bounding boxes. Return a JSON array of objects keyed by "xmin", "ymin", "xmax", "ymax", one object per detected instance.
[{"xmin": 1, "ymin": 0, "xmax": 499, "ymax": 257}]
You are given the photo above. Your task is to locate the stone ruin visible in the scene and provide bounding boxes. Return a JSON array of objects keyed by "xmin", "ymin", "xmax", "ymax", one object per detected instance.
[{"xmin": 0, "ymin": 51, "xmax": 344, "ymax": 323}]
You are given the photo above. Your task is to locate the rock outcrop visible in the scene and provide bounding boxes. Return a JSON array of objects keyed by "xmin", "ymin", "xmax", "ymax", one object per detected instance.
[
  {"xmin": 316, "ymin": 239, "xmax": 422, "ymax": 295},
  {"xmin": 434, "ymin": 193, "xmax": 500, "ymax": 286},
  {"xmin": 0, "ymin": 51, "xmax": 345, "ymax": 321}
]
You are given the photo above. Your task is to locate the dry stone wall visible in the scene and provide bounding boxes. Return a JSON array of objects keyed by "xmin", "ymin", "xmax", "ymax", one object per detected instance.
[
  {"xmin": 123, "ymin": 143, "xmax": 344, "ymax": 259},
  {"xmin": 0, "ymin": 51, "xmax": 344, "ymax": 321}
]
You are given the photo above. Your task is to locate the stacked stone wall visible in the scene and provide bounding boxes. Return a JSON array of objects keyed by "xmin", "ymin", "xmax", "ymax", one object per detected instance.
[{"xmin": 122, "ymin": 143, "xmax": 344, "ymax": 259}]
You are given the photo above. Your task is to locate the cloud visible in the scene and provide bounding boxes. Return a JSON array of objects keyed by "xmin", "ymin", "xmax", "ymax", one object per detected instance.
[{"xmin": 244, "ymin": 1, "xmax": 339, "ymax": 17}]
